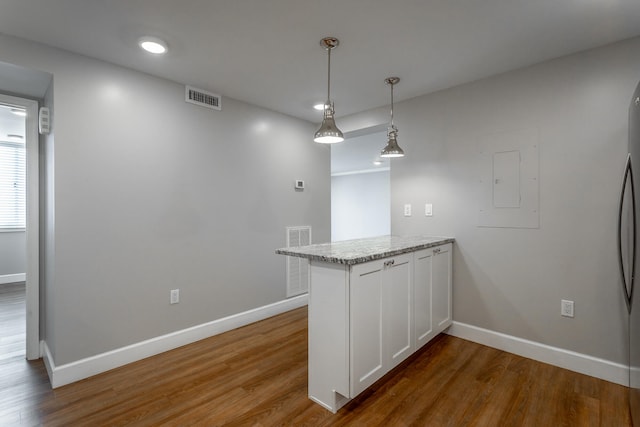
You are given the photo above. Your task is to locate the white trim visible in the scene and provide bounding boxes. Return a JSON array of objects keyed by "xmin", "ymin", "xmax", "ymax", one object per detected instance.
[
  {"xmin": 25, "ymin": 97, "xmax": 39, "ymax": 360},
  {"xmin": 42, "ymin": 294, "xmax": 308, "ymax": 388},
  {"xmin": 0, "ymin": 273, "xmax": 25, "ymax": 284},
  {"xmin": 43, "ymin": 341, "xmax": 54, "ymax": 382},
  {"xmin": 331, "ymin": 167, "xmax": 390, "ymax": 177},
  {"xmin": 446, "ymin": 321, "xmax": 628, "ymax": 386}
]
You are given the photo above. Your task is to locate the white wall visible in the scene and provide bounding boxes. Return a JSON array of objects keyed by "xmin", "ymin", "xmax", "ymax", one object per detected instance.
[
  {"xmin": 0, "ymin": 34, "xmax": 330, "ymax": 366},
  {"xmin": 331, "ymin": 171, "xmax": 390, "ymax": 241},
  {"xmin": 340, "ymin": 37, "xmax": 640, "ymax": 365},
  {"xmin": 0, "ymin": 232, "xmax": 25, "ymax": 277}
]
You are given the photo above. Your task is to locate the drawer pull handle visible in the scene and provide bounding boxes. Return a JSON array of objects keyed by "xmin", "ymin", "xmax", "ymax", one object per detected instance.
[{"xmin": 384, "ymin": 259, "xmax": 395, "ymax": 267}]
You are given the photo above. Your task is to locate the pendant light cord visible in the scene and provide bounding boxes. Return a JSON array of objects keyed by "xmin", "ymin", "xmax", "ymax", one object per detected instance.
[
  {"xmin": 326, "ymin": 47, "xmax": 332, "ymax": 107},
  {"xmin": 390, "ymin": 82, "xmax": 394, "ymax": 128}
]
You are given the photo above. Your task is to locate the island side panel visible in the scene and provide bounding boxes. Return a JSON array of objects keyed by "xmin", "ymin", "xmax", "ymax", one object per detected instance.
[
  {"xmin": 308, "ymin": 260, "xmax": 351, "ymax": 413},
  {"xmin": 433, "ymin": 243, "xmax": 453, "ymax": 333}
]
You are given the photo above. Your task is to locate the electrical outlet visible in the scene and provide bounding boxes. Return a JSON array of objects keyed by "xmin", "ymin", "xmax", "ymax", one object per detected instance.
[
  {"xmin": 404, "ymin": 204, "xmax": 412, "ymax": 216},
  {"xmin": 561, "ymin": 299, "xmax": 574, "ymax": 318},
  {"xmin": 170, "ymin": 289, "xmax": 180, "ymax": 304}
]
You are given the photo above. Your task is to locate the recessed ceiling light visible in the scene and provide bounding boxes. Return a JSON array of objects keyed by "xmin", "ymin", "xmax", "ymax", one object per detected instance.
[
  {"xmin": 373, "ymin": 160, "xmax": 383, "ymax": 166},
  {"xmin": 10, "ymin": 108, "xmax": 26, "ymax": 117},
  {"xmin": 138, "ymin": 36, "xmax": 168, "ymax": 55},
  {"xmin": 313, "ymin": 103, "xmax": 326, "ymax": 111}
]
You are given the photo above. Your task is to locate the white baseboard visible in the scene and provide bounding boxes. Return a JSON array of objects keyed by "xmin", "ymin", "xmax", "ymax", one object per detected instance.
[
  {"xmin": 446, "ymin": 321, "xmax": 628, "ymax": 387},
  {"xmin": 42, "ymin": 341, "xmax": 55, "ymax": 384},
  {"xmin": 42, "ymin": 294, "xmax": 308, "ymax": 388},
  {"xmin": 0, "ymin": 273, "xmax": 25, "ymax": 285}
]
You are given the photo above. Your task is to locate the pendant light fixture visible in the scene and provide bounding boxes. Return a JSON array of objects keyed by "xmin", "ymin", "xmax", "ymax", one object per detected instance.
[
  {"xmin": 380, "ymin": 77, "xmax": 405, "ymax": 158},
  {"xmin": 314, "ymin": 37, "xmax": 344, "ymax": 143}
]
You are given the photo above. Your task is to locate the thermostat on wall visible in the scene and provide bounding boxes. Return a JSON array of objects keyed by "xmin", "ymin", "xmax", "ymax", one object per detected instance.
[{"xmin": 295, "ymin": 180, "xmax": 305, "ymax": 190}]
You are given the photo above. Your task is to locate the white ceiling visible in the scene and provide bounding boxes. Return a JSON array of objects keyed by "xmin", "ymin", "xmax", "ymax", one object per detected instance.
[{"xmin": 1, "ymin": 1, "xmax": 640, "ymax": 124}]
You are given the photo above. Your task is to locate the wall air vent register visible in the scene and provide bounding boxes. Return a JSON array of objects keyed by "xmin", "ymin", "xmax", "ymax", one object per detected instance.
[
  {"xmin": 185, "ymin": 85, "xmax": 222, "ymax": 110},
  {"xmin": 286, "ymin": 226, "xmax": 311, "ymax": 297}
]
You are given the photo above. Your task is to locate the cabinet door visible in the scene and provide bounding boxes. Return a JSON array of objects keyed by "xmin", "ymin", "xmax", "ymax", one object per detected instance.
[
  {"xmin": 432, "ymin": 243, "xmax": 453, "ymax": 332},
  {"xmin": 385, "ymin": 253, "xmax": 413, "ymax": 369},
  {"xmin": 414, "ymin": 248, "xmax": 434, "ymax": 349},
  {"xmin": 350, "ymin": 260, "xmax": 385, "ymax": 396}
]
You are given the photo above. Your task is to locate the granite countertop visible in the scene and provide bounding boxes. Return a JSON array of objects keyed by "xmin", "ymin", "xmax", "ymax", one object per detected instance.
[{"xmin": 276, "ymin": 235, "xmax": 454, "ymax": 265}]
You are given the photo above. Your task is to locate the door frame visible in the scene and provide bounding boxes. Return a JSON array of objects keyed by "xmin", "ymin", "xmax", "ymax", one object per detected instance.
[{"xmin": 0, "ymin": 93, "xmax": 40, "ymax": 359}]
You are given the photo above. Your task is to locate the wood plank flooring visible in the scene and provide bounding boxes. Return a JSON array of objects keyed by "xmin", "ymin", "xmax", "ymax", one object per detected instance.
[
  {"xmin": 1, "ymin": 282, "xmax": 52, "ymax": 426},
  {"xmin": 0, "ymin": 282, "xmax": 26, "ymax": 361},
  {"xmin": 0, "ymin": 297, "xmax": 631, "ymax": 426}
]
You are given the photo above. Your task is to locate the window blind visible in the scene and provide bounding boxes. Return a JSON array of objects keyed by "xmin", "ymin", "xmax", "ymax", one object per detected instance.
[{"xmin": 0, "ymin": 140, "xmax": 26, "ymax": 229}]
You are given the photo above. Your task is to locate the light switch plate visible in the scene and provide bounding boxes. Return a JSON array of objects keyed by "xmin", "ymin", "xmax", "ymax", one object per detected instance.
[
  {"xmin": 404, "ymin": 204, "xmax": 412, "ymax": 216},
  {"xmin": 425, "ymin": 203, "xmax": 433, "ymax": 216}
]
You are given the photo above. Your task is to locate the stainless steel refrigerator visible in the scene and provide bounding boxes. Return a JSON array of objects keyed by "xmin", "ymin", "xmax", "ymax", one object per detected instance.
[{"xmin": 619, "ymin": 79, "xmax": 640, "ymax": 425}]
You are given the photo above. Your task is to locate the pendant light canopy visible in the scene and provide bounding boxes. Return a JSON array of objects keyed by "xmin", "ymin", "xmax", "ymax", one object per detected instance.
[
  {"xmin": 314, "ymin": 37, "xmax": 344, "ymax": 143},
  {"xmin": 380, "ymin": 77, "xmax": 405, "ymax": 158}
]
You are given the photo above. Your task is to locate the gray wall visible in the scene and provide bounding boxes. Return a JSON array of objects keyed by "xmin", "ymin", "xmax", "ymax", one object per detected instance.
[
  {"xmin": 0, "ymin": 231, "xmax": 25, "ymax": 276},
  {"xmin": 340, "ymin": 37, "xmax": 640, "ymax": 364},
  {"xmin": 2, "ymin": 30, "xmax": 636, "ymax": 368},
  {"xmin": 0, "ymin": 34, "xmax": 330, "ymax": 365}
]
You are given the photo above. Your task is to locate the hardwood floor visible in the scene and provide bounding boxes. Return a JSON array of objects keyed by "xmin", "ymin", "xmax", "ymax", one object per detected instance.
[
  {"xmin": 0, "ymin": 282, "xmax": 26, "ymax": 361},
  {"xmin": 0, "ymin": 301, "xmax": 631, "ymax": 426},
  {"xmin": 1, "ymin": 282, "xmax": 51, "ymax": 426}
]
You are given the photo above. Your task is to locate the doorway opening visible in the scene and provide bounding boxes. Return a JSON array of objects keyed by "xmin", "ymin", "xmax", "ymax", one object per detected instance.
[
  {"xmin": 331, "ymin": 127, "xmax": 390, "ymax": 242},
  {"xmin": 0, "ymin": 95, "xmax": 39, "ymax": 361}
]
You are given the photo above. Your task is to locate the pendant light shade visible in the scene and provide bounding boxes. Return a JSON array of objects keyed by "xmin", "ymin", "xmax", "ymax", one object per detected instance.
[
  {"xmin": 380, "ymin": 129, "xmax": 404, "ymax": 158},
  {"xmin": 314, "ymin": 37, "xmax": 344, "ymax": 143},
  {"xmin": 314, "ymin": 104, "xmax": 343, "ymax": 143},
  {"xmin": 380, "ymin": 77, "xmax": 405, "ymax": 158}
]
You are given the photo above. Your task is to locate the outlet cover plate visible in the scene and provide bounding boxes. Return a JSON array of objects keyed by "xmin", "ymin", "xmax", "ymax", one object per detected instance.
[
  {"xmin": 170, "ymin": 289, "xmax": 180, "ymax": 304},
  {"xmin": 561, "ymin": 299, "xmax": 574, "ymax": 317}
]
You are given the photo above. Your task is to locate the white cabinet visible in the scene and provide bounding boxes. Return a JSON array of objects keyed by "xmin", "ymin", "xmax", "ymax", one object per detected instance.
[
  {"xmin": 306, "ymin": 242, "xmax": 452, "ymax": 413},
  {"xmin": 385, "ymin": 254, "xmax": 414, "ymax": 368},
  {"xmin": 350, "ymin": 253, "xmax": 413, "ymax": 397},
  {"xmin": 414, "ymin": 243, "xmax": 452, "ymax": 349}
]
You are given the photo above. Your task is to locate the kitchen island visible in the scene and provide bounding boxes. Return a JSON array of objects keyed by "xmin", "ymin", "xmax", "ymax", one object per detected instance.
[{"xmin": 276, "ymin": 235, "xmax": 454, "ymax": 412}]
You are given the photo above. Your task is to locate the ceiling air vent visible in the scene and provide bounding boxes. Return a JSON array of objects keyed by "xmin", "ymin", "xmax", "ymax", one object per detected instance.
[{"xmin": 185, "ymin": 85, "xmax": 221, "ymax": 110}]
